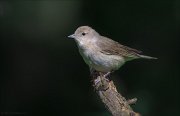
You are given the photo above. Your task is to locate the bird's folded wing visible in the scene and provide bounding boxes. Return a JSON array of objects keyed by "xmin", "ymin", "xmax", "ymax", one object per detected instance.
[{"xmin": 98, "ymin": 36, "xmax": 142, "ymax": 58}]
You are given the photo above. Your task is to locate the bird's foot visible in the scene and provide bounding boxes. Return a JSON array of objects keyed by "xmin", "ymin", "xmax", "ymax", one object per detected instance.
[
  {"xmin": 93, "ymin": 75, "xmax": 109, "ymax": 91},
  {"xmin": 89, "ymin": 68, "xmax": 99, "ymax": 78},
  {"xmin": 103, "ymin": 72, "xmax": 111, "ymax": 78},
  {"xmin": 100, "ymin": 72, "xmax": 111, "ymax": 82},
  {"xmin": 91, "ymin": 70, "xmax": 112, "ymax": 91},
  {"xmin": 94, "ymin": 76, "xmax": 101, "ymax": 85}
]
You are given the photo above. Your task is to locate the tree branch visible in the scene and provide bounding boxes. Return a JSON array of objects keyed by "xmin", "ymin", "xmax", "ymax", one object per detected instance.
[{"xmin": 91, "ymin": 71, "xmax": 140, "ymax": 116}]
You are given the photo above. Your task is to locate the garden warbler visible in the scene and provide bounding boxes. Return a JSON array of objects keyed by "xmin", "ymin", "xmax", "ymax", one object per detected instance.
[{"xmin": 68, "ymin": 26, "xmax": 157, "ymax": 73}]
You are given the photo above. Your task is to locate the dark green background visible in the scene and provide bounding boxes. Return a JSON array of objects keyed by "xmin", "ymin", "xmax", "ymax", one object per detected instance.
[{"xmin": 1, "ymin": 1, "xmax": 179, "ymax": 116}]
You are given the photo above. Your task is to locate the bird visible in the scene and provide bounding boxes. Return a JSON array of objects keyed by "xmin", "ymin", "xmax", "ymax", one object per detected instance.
[{"xmin": 68, "ymin": 26, "xmax": 157, "ymax": 75}]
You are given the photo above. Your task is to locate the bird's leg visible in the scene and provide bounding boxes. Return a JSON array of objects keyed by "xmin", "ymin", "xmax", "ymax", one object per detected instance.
[
  {"xmin": 89, "ymin": 67, "xmax": 99, "ymax": 78},
  {"xmin": 89, "ymin": 68, "xmax": 101, "ymax": 85},
  {"xmin": 94, "ymin": 76, "xmax": 101, "ymax": 85},
  {"xmin": 101, "ymin": 71, "xmax": 113, "ymax": 82},
  {"xmin": 103, "ymin": 72, "xmax": 111, "ymax": 78},
  {"xmin": 92, "ymin": 71, "xmax": 105, "ymax": 90},
  {"xmin": 90, "ymin": 69, "xmax": 112, "ymax": 88},
  {"xmin": 93, "ymin": 72, "xmax": 111, "ymax": 91},
  {"xmin": 94, "ymin": 72, "xmax": 111, "ymax": 85}
]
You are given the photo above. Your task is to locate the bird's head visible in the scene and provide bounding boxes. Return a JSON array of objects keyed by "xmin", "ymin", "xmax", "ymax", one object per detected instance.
[{"xmin": 68, "ymin": 26, "xmax": 99, "ymax": 45}]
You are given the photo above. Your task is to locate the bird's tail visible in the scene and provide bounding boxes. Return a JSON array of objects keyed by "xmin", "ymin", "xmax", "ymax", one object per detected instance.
[{"xmin": 139, "ymin": 55, "xmax": 157, "ymax": 59}]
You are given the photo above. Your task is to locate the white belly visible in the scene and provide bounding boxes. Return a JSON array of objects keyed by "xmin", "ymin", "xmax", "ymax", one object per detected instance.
[{"xmin": 79, "ymin": 48, "xmax": 125, "ymax": 72}]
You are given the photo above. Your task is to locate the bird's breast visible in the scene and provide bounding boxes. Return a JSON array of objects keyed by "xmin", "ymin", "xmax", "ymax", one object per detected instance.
[{"xmin": 78, "ymin": 45, "xmax": 125, "ymax": 72}]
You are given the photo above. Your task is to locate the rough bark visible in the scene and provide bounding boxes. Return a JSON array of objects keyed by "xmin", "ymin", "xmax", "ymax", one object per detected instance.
[{"xmin": 91, "ymin": 71, "xmax": 140, "ymax": 116}]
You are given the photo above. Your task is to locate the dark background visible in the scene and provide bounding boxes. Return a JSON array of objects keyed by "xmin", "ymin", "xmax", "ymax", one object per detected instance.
[{"xmin": 1, "ymin": 1, "xmax": 179, "ymax": 116}]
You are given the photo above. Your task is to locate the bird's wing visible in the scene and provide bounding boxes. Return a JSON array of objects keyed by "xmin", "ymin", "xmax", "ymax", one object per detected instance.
[{"xmin": 98, "ymin": 36, "xmax": 142, "ymax": 58}]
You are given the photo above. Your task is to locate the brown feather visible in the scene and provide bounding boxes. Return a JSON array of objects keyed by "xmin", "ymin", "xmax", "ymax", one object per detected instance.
[{"xmin": 98, "ymin": 36, "xmax": 142, "ymax": 58}]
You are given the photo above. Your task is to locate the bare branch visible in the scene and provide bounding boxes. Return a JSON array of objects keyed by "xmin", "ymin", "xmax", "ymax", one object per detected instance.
[{"xmin": 91, "ymin": 71, "xmax": 140, "ymax": 116}]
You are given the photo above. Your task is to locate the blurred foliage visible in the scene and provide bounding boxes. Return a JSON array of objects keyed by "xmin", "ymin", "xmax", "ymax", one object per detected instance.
[{"xmin": 0, "ymin": 1, "xmax": 179, "ymax": 116}]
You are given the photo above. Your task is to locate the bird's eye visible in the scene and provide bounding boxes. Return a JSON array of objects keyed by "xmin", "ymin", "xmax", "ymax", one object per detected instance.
[{"xmin": 82, "ymin": 32, "xmax": 86, "ymax": 36}]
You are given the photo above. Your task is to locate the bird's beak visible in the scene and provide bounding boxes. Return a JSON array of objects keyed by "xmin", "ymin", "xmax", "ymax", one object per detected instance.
[{"xmin": 68, "ymin": 34, "xmax": 75, "ymax": 39}]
